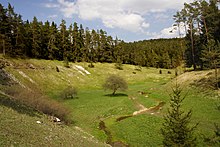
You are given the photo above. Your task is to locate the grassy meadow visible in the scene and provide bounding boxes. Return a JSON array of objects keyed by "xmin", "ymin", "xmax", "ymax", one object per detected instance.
[{"xmin": 1, "ymin": 58, "xmax": 220, "ymax": 146}]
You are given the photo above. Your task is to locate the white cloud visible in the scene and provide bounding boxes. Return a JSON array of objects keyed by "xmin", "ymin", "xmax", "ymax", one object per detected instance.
[
  {"xmin": 44, "ymin": 3, "xmax": 59, "ymax": 8},
  {"xmin": 103, "ymin": 13, "xmax": 148, "ymax": 32},
  {"xmin": 154, "ymin": 13, "xmax": 169, "ymax": 20},
  {"xmin": 142, "ymin": 22, "xmax": 150, "ymax": 29},
  {"xmin": 57, "ymin": 0, "xmax": 78, "ymax": 18},
  {"xmin": 154, "ymin": 22, "xmax": 188, "ymax": 39},
  {"xmin": 44, "ymin": 0, "xmax": 193, "ymax": 33}
]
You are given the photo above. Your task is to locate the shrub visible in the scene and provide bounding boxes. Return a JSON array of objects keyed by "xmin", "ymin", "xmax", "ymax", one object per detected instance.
[
  {"xmin": 134, "ymin": 66, "xmax": 142, "ymax": 71},
  {"xmin": 6, "ymin": 85, "xmax": 72, "ymax": 124},
  {"xmin": 88, "ymin": 62, "xmax": 95, "ymax": 68},
  {"xmin": 103, "ymin": 74, "xmax": 128, "ymax": 95},
  {"xmin": 115, "ymin": 62, "xmax": 123, "ymax": 70},
  {"xmin": 61, "ymin": 86, "xmax": 78, "ymax": 100},
  {"xmin": 63, "ymin": 59, "xmax": 70, "ymax": 68}
]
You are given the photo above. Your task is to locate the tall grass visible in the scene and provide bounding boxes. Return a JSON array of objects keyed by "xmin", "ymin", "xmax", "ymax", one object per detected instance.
[{"xmin": 5, "ymin": 85, "xmax": 72, "ymax": 124}]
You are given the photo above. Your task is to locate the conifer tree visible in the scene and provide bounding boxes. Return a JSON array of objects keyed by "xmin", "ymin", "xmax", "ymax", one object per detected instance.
[
  {"xmin": 40, "ymin": 21, "xmax": 50, "ymax": 59},
  {"xmin": 23, "ymin": 20, "xmax": 32, "ymax": 57},
  {"xmin": 201, "ymin": 39, "xmax": 220, "ymax": 89},
  {"xmin": 30, "ymin": 16, "xmax": 41, "ymax": 58},
  {"xmin": 73, "ymin": 22, "xmax": 81, "ymax": 62},
  {"xmin": 161, "ymin": 84, "xmax": 197, "ymax": 147},
  {"xmin": 0, "ymin": 4, "xmax": 10, "ymax": 56},
  {"xmin": 59, "ymin": 19, "xmax": 69, "ymax": 60},
  {"xmin": 91, "ymin": 29, "xmax": 99, "ymax": 62},
  {"xmin": 14, "ymin": 14, "xmax": 26, "ymax": 56},
  {"xmin": 84, "ymin": 27, "xmax": 91, "ymax": 62},
  {"xmin": 48, "ymin": 21, "xmax": 58, "ymax": 60}
]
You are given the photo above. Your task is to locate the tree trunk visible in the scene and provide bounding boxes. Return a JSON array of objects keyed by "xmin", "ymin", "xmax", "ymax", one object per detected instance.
[
  {"xmin": 202, "ymin": 16, "xmax": 209, "ymax": 42},
  {"xmin": 190, "ymin": 21, "xmax": 196, "ymax": 70},
  {"xmin": 215, "ymin": 63, "xmax": 219, "ymax": 90},
  {"xmin": 3, "ymin": 39, "xmax": 5, "ymax": 56},
  {"xmin": 112, "ymin": 90, "xmax": 116, "ymax": 95},
  {"xmin": 112, "ymin": 88, "xmax": 118, "ymax": 95}
]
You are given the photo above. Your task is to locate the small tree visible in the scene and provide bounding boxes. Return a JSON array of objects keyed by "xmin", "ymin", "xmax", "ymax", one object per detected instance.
[
  {"xmin": 161, "ymin": 84, "xmax": 197, "ymax": 147},
  {"xmin": 61, "ymin": 86, "xmax": 78, "ymax": 99},
  {"xmin": 103, "ymin": 75, "xmax": 128, "ymax": 95}
]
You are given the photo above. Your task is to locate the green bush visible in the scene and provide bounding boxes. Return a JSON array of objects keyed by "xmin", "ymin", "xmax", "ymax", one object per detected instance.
[
  {"xmin": 88, "ymin": 63, "xmax": 95, "ymax": 68},
  {"xmin": 61, "ymin": 86, "xmax": 78, "ymax": 100},
  {"xmin": 63, "ymin": 59, "xmax": 70, "ymax": 68},
  {"xmin": 115, "ymin": 62, "xmax": 123, "ymax": 70},
  {"xmin": 134, "ymin": 66, "xmax": 142, "ymax": 71}
]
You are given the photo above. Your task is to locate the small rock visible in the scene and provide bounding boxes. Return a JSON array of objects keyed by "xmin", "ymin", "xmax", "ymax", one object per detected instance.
[
  {"xmin": 29, "ymin": 64, "xmax": 35, "ymax": 69},
  {"xmin": 36, "ymin": 121, "xmax": 42, "ymax": 124},
  {"xmin": 55, "ymin": 117, "xmax": 61, "ymax": 122}
]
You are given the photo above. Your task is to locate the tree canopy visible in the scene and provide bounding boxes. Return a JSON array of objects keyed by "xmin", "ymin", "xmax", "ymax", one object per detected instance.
[{"xmin": 103, "ymin": 75, "xmax": 128, "ymax": 95}]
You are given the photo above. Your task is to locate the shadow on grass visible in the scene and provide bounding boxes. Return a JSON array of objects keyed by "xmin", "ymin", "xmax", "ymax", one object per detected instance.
[
  {"xmin": 0, "ymin": 94, "xmax": 40, "ymax": 117},
  {"xmin": 59, "ymin": 97, "xmax": 79, "ymax": 102},
  {"xmin": 104, "ymin": 93, "xmax": 128, "ymax": 97}
]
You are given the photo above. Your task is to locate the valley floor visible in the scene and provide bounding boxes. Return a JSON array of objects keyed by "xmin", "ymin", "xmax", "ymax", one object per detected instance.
[{"xmin": 1, "ymin": 57, "xmax": 220, "ymax": 146}]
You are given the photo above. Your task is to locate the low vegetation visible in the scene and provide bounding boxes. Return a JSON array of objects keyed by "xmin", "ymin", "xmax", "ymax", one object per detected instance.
[
  {"xmin": 5, "ymin": 85, "xmax": 72, "ymax": 124},
  {"xmin": 1, "ymin": 58, "xmax": 220, "ymax": 146},
  {"xmin": 0, "ymin": 93, "xmax": 107, "ymax": 147},
  {"xmin": 61, "ymin": 86, "xmax": 78, "ymax": 100}
]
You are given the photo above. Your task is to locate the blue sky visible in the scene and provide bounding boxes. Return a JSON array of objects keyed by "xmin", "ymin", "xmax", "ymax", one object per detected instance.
[{"xmin": 1, "ymin": 0, "xmax": 192, "ymax": 42}]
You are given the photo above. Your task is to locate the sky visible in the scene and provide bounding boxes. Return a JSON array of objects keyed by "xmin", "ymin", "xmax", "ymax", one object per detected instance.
[{"xmin": 1, "ymin": 0, "xmax": 193, "ymax": 42}]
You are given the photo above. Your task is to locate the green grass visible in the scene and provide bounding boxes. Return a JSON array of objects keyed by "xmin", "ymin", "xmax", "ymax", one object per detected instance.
[
  {"xmin": 1, "ymin": 58, "xmax": 220, "ymax": 146},
  {"xmin": 0, "ymin": 94, "xmax": 107, "ymax": 147},
  {"xmin": 65, "ymin": 89, "xmax": 136, "ymax": 141},
  {"xmin": 109, "ymin": 114, "xmax": 163, "ymax": 146}
]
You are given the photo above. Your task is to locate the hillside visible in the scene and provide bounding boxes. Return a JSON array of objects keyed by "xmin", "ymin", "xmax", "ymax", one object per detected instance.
[
  {"xmin": 0, "ymin": 93, "xmax": 108, "ymax": 147},
  {"xmin": 1, "ymin": 56, "xmax": 220, "ymax": 146}
]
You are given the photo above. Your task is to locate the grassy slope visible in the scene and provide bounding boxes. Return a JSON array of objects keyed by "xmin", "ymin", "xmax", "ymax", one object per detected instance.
[
  {"xmin": 0, "ymin": 93, "xmax": 107, "ymax": 147},
  {"xmin": 1, "ymin": 57, "xmax": 220, "ymax": 146}
]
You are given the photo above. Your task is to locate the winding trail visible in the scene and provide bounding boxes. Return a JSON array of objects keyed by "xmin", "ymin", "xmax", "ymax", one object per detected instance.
[{"xmin": 129, "ymin": 95, "xmax": 165, "ymax": 116}]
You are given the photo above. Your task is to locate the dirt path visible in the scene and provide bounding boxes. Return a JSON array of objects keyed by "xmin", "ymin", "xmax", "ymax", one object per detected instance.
[
  {"xmin": 128, "ymin": 94, "xmax": 165, "ymax": 116},
  {"xmin": 132, "ymin": 101, "xmax": 165, "ymax": 116}
]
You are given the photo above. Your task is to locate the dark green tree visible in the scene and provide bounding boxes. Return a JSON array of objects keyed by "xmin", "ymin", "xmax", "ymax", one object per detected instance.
[
  {"xmin": 201, "ymin": 39, "xmax": 220, "ymax": 89},
  {"xmin": 161, "ymin": 84, "xmax": 197, "ymax": 147},
  {"xmin": 0, "ymin": 4, "xmax": 10, "ymax": 56},
  {"xmin": 72, "ymin": 22, "xmax": 81, "ymax": 62},
  {"xmin": 79, "ymin": 24, "xmax": 85, "ymax": 60},
  {"xmin": 30, "ymin": 16, "xmax": 41, "ymax": 58},
  {"xmin": 48, "ymin": 21, "xmax": 58, "ymax": 60},
  {"xmin": 84, "ymin": 27, "xmax": 92, "ymax": 62},
  {"xmin": 91, "ymin": 29, "xmax": 99, "ymax": 62},
  {"xmin": 59, "ymin": 19, "xmax": 69, "ymax": 60},
  {"xmin": 177, "ymin": 0, "xmax": 220, "ymax": 70},
  {"xmin": 14, "ymin": 15, "xmax": 26, "ymax": 56}
]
